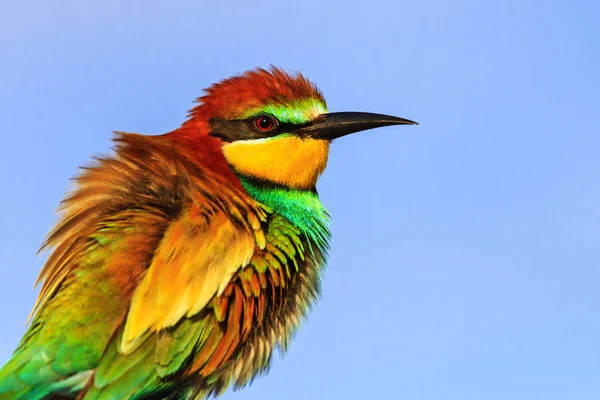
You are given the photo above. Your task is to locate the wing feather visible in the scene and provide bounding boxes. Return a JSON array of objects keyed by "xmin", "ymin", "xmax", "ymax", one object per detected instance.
[{"xmin": 120, "ymin": 204, "xmax": 262, "ymax": 354}]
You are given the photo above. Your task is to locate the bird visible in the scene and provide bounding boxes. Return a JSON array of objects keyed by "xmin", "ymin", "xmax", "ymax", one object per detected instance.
[{"xmin": 0, "ymin": 67, "xmax": 417, "ymax": 399}]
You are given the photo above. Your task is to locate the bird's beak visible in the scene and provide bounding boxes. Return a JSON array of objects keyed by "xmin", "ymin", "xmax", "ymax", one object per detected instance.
[{"xmin": 298, "ymin": 112, "xmax": 418, "ymax": 140}]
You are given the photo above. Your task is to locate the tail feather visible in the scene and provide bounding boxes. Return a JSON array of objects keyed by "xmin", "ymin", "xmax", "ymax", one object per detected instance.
[
  {"xmin": 0, "ymin": 350, "xmax": 91, "ymax": 400},
  {"xmin": 0, "ymin": 351, "xmax": 46, "ymax": 400}
]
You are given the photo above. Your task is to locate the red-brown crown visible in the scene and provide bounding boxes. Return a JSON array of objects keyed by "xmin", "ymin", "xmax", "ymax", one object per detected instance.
[{"xmin": 189, "ymin": 66, "xmax": 326, "ymax": 120}]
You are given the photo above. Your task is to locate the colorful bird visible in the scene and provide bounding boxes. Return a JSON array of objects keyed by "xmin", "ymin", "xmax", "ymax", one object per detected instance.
[{"xmin": 0, "ymin": 67, "xmax": 417, "ymax": 399}]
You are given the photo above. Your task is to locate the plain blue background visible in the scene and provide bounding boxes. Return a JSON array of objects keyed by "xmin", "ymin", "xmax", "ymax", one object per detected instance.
[{"xmin": 1, "ymin": 1, "xmax": 599, "ymax": 399}]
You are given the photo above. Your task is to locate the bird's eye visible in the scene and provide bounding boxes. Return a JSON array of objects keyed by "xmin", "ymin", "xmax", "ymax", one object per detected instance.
[{"xmin": 253, "ymin": 116, "xmax": 276, "ymax": 132}]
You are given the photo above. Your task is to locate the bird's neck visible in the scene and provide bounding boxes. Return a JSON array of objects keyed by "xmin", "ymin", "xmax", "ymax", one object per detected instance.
[{"xmin": 238, "ymin": 176, "xmax": 330, "ymax": 248}]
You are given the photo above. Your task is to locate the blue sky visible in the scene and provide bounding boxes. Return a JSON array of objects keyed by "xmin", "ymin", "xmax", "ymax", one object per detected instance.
[{"xmin": 1, "ymin": 1, "xmax": 599, "ymax": 399}]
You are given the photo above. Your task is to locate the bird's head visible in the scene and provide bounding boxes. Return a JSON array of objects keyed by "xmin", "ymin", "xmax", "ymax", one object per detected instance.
[{"xmin": 169, "ymin": 67, "xmax": 416, "ymax": 190}]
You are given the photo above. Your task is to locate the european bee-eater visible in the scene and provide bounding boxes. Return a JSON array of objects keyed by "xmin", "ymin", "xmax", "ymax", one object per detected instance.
[{"xmin": 0, "ymin": 67, "xmax": 417, "ymax": 399}]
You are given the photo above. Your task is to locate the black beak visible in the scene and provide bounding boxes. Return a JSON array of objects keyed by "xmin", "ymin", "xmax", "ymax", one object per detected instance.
[{"xmin": 298, "ymin": 112, "xmax": 418, "ymax": 140}]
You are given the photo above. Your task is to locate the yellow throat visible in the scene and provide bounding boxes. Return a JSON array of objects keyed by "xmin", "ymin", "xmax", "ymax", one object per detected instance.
[{"xmin": 222, "ymin": 135, "xmax": 330, "ymax": 189}]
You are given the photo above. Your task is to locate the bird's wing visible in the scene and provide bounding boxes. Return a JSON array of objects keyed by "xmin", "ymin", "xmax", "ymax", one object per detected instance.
[
  {"xmin": 82, "ymin": 203, "xmax": 272, "ymax": 400},
  {"xmin": 120, "ymin": 190, "xmax": 266, "ymax": 354}
]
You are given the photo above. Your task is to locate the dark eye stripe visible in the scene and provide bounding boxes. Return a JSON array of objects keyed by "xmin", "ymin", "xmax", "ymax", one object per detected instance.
[{"xmin": 209, "ymin": 116, "xmax": 309, "ymax": 142}]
